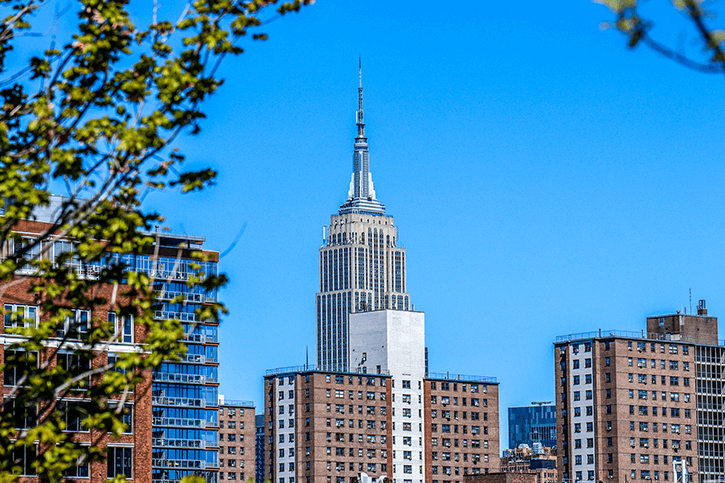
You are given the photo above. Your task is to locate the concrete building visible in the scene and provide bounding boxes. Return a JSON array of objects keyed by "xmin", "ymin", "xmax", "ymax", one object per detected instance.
[
  {"xmin": 554, "ymin": 301, "xmax": 725, "ymax": 483},
  {"xmin": 508, "ymin": 405, "xmax": 556, "ymax": 450},
  {"xmin": 218, "ymin": 398, "xmax": 256, "ymax": 482},
  {"xmin": 1, "ymin": 215, "xmax": 153, "ymax": 482},
  {"xmin": 349, "ymin": 309, "xmax": 427, "ymax": 483}
]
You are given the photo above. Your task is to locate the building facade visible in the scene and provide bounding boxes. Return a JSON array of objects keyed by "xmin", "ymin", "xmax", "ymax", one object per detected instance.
[
  {"xmin": 508, "ymin": 405, "xmax": 556, "ymax": 450},
  {"xmin": 263, "ymin": 368, "xmax": 392, "ymax": 483},
  {"xmin": 218, "ymin": 399, "xmax": 256, "ymax": 482},
  {"xmin": 554, "ymin": 302, "xmax": 724, "ymax": 483},
  {"xmin": 425, "ymin": 374, "xmax": 501, "ymax": 482},
  {"xmin": 316, "ymin": 64, "xmax": 411, "ymax": 372},
  {"xmin": 144, "ymin": 233, "xmax": 221, "ymax": 483},
  {"xmin": 256, "ymin": 414, "xmax": 266, "ymax": 483},
  {"xmin": 1, "ymin": 216, "xmax": 153, "ymax": 482}
]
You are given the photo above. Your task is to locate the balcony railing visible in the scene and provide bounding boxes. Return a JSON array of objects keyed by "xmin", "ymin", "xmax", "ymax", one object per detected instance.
[
  {"xmin": 152, "ymin": 372, "xmax": 207, "ymax": 384},
  {"xmin": 156, "ymin": 290, "xmax": 208, "ymax": 304},
  {"xmin": 152, "ymin": 458, "xmax": 207, "ymax": 469},
  {"xmin": 152, "ymin": 417, "xmax": 207, "ymax": 428},
  {"xmin": 152, "ymin": 437, "xmax": 207, "ymax": 449},
  {"xmin": 152, "ymin": 396, "xmax": 207, "ymax": 408}
]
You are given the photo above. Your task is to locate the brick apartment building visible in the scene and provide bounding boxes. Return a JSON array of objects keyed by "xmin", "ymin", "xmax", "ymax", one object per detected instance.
[
  {"xmin": 425, "ymin": 375, "xmax": 500, "ymax": 482},
  {"xmin": 264, "ymin": 369, "xmax": 392, "ymax": 483},
  {"xmin": 2, "ymin": 197, "xmax": 222, "ymax": 482},
  {"xmin": 218, "ymin": 398, "xmax": 256, "ymax": 482},
  {"xmin": 555, "ymin": 301, "xmax": 725, "ymax": 483},
  {"xmin": 263, "ymin": 366, "xmax": 500, "ymax": 483},
  {"xmin": 1, "ymin": 217, "xmax": 153, "ymax": 482}
]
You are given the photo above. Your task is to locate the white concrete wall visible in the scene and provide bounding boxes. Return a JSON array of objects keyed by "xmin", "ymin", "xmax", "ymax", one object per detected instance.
[
  {"xmin": 568, "ymin": 342, "xmax": 595, "ymax": 482},
  {"xmin": 349, "ymin": 310, "xmax": 426, "ymax": 483},
  {"xmin": 274, "ymin": 376, "xmax": 297, "ymax": 483}
]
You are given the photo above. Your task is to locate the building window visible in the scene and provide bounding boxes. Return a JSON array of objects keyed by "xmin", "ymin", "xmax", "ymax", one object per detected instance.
[
  {"xmin": 4, "ymin": 304, "xmax": 38, "ymax": 329},
  {"xmin": 107, "ymin": 447, "xmax": 133, "ymax": 478},
  {"xmin": 108, "ymin": 312, "xmax": 133, "ymax": 343},
  {"xmin": 9, "ymin": 444, "xmax": 37, "ymax": 476}
]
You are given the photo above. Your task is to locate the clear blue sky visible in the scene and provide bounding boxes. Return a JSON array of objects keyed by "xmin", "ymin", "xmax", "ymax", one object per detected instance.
[{"xmin": 137, "ymin": 0, "xmax": 725, "ymax": 448}]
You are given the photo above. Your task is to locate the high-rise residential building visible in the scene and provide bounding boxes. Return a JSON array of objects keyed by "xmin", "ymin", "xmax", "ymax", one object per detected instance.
[
  {"xmin": 147, "ymin": 233, "xmax": 221, "ymax": 483},
  {"xmin": 554, "ymin": 301, "xmax": 724, "ymax": 483},
  {"xmin": 264, "ymin": 369, "xmax": 392, "ymax": 483},
  {"xmin": 316, "ymin": 63, "xmax": 411, "ymax": 372},
  {"xmin": 425, "ymin": 374, "xmax": 501, "ymax": 481},
  {"xmin": 218, "ymin": 398, "xmax": 256, "ymax": 482},
  {"xmin": 1, "ymin": 206, "xmax": 153, "ymax": 482},
  {"xmin": 508, "ymin": 405, "xmax": 556, "ymax": 450}
]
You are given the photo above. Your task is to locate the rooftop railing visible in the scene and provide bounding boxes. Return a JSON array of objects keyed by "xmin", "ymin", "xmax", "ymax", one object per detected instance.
[
  {"xmin": 220, "ymin": 399, "xmax": 255, "ymax": 407},
  {"xmin": 427, "ymin": 372, "xmax": 498, "ymax": 384},
  {"xmin": 555, "ymin": 329, "xmax": 725, "ymax": 346},
  {"xmin": 265, "ymin": 364, "xmax": 390, "ymax": 377}
]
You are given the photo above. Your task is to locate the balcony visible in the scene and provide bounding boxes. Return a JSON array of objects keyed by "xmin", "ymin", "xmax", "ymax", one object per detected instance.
[
  {"xmin": 152, "ymin": 372, "xmax": 207, "ymax": 384},
  {"xmin": 152, "ymin": 458, "xmax": 207, "ymax": 469},
  {"xmin": 153, "ymin": 437, "xmax": 208, "ymax": 449},
  {"xmin": 152, "ymin": 396, "xmax": 207, "ymax": 408},
  {"xmin": 152, "ymin": 417, "xmax": 207, "ymax": 428}
]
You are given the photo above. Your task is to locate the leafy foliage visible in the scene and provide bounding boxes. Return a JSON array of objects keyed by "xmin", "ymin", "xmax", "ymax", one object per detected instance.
[
  {"xmin": 595, "ymin": 0, "xmax": 725, "ymax": 74},
  {"xmin": 0, "ymin": 0, "xmax": 310, "ymax": 480}
]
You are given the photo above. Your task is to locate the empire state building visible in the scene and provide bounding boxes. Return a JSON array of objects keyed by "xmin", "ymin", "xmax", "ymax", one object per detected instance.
[{"xmin": 316, "ymin": 63, "xmax": 412, "ymax": 372}]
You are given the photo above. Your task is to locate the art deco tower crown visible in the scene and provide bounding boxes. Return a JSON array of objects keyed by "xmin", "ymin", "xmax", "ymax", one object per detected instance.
[
  {"xmin": 316, "ymin": 61, "xmax": 411, "ymax": 372},
  {"xmin": 338, "ymin": 58, "xmax": 385, "ymax": 216}
]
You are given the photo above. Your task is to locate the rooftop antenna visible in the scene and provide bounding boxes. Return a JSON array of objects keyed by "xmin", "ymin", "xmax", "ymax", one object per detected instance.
[
  {"xmin": 689, "ymin": 288, "xmax": 692, "ymax": 315},
  {"xmin": 356, "ymin": 56, "xmax": 365, "ymax": 138},
  {"xmin": 305, "ymin": 345, "xmax": 309, "ymax": 369}
]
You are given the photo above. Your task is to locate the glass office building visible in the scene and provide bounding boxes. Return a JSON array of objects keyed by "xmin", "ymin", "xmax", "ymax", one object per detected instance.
[{"xmin": 508, "ymin": 404, "xmax": 557, "ymax": 449}]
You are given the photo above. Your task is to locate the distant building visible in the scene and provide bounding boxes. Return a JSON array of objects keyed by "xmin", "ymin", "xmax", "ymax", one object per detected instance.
[
  {"xmin": 501, "ymin": 445, "xmax": 557, "ymax": 483},
  {"xmin": 507, "ymin": 405, "xmax": 556, "ymax": 449},
  {"xmin": 218, "ymin": 398, "xmax": 255, "ymax": 482},
  {"xmin": 255, "ymin": 414, "xmax": 265, "ymax": 483},
  {"xmin": 554, "ymin": 301, "xmax": 724, "ymax": 483}
]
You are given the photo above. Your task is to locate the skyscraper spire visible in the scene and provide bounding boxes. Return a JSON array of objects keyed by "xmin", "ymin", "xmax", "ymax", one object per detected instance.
[
  {"xmin": 357, "ymin": 56, "xmax": 364, "ymax": 138},
  {"xmin": 340, "ymin": 58, "xmax": 385, "ymax": 216}
]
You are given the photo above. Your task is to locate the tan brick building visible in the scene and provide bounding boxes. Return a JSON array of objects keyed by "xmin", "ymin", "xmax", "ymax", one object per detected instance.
[
  {"xmin": 218, "ymin": 399, "xmax": 256, "ymax": 482},
  {"xmin": 425, "ymin": 375, "xmax": 500, "ymax": 482},
  {"xmin": 264, "ymin": 368, "xmax": 500, "ymax": 483},
  {"xmin": 555, "ymin": 302, "xmax": 724, "ymax": 483},
  {"xmin": 264, "ymin": 369, "xmax": 392, "ymax": 483}
]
